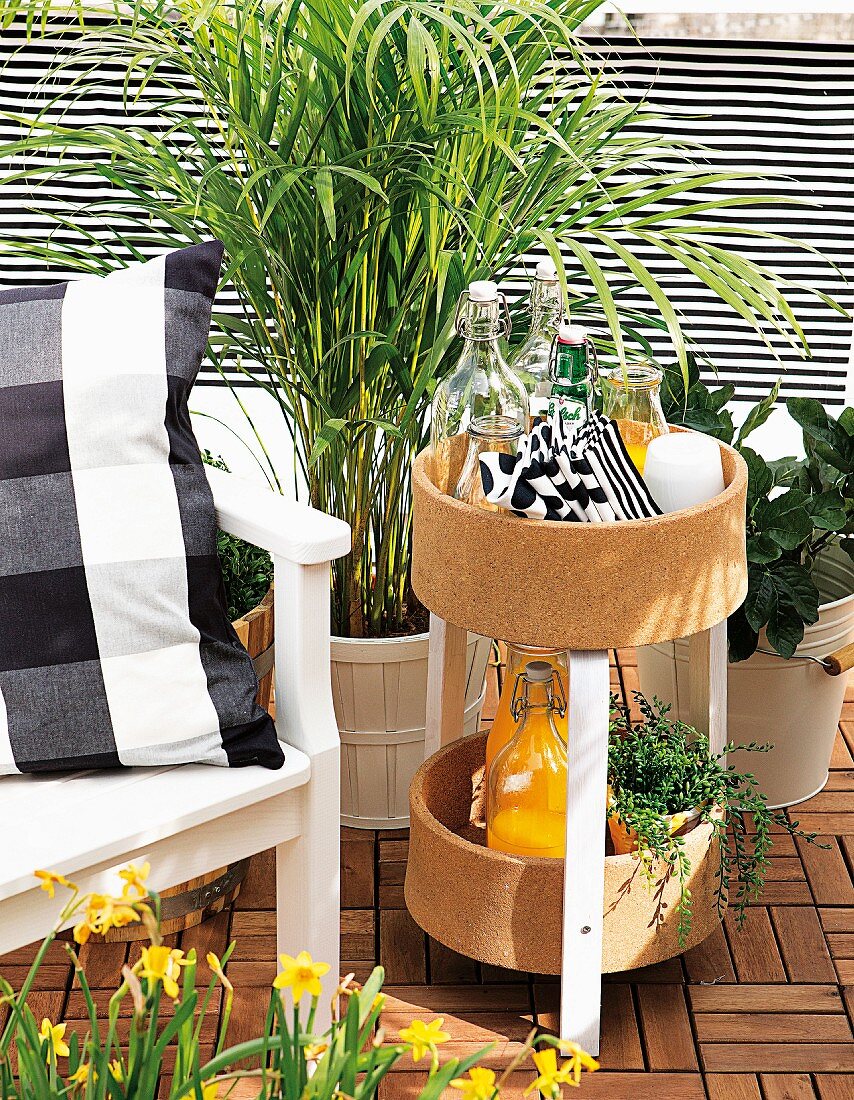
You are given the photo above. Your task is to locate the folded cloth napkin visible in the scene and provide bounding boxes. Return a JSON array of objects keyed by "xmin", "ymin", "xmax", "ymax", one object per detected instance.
[{"xmin": 479, "ymin": 411, "xmax": 662, "ymax": 522}]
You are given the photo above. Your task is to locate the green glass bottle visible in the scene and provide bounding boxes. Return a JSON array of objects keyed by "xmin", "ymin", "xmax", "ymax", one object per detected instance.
[{"xmin": 547, "ymin": 321, "xmax": 592, "ymax": 433}]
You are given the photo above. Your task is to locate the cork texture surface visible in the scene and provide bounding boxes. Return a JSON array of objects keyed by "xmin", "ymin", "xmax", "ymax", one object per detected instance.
[
  {"xmin": 404, "ymin": 731, "xmax": 724, "ymax": 975},
  {"xmin": 411, "ymin": 430, "xmax": 748, "ymax": 649}
]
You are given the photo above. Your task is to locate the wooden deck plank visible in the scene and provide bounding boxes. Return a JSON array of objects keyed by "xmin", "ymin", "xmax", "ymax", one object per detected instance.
[
  {"xmin": 636, "ymin": 984, "xmax": 698, "ymax": 1071},
  {"xmin": 701, "ymin": 1045, "xmax": 854, "ymax": 1073},
  {"xmin": 759, "ymin": 1074, "xmax": 817, "ymax": 1100},
  {"xmin": 705, "ymin": 1075, "xmax": 762, "ymax": 1100},
  {"xmin": 771, "ymin": 906, "xmax": 837, "ymax": 983},
  {"xmin": 694, "ymin": 1013, "xmax": 852, "ymax": 1043},
  {"xmin": 814, "ymin": 1075, "xmax": 854, "ymax": 1100},
  {"xmin": 687, "ymin": 985, "xmax": 843, "ymax": 1014},
  {"xmin": 725, "ymin": 909, "xmax": 786, "ymax": 982},
  {"xmin": 797, "ymin": 837, "xmax": 854, "ymax": 906},
  {"xmin": 683, "ymin": 923, "xmax": 736, "ymax": 984}
]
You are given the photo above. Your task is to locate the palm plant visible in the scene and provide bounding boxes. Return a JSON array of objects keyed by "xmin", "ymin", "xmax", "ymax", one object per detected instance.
[{"xmin": 0, "ymin": 0, "xmax": 827, "ymax": 636}]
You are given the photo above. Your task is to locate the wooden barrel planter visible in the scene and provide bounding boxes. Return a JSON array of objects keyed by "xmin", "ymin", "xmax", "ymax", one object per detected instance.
[{"xmin": 96, "ymin": 587, "xmax": 275, "ymax": 941}]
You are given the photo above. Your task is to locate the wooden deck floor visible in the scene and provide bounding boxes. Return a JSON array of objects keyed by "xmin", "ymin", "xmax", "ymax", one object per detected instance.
[{"xmin": 2, "ymin": 650, "xmax": 854, "ymax": 1100}]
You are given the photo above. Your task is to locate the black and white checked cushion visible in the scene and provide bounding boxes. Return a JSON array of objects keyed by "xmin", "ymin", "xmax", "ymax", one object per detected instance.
[{"xmin": 0, "ymin": 241, "xmax": 284, "ymax": 773}]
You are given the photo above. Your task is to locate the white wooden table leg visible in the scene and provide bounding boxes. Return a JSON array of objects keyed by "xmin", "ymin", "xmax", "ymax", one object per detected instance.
[
  {"xmin": 688, "ymin": 620, "xmax": 728, "ymax": 759},
  {"xmin": 560, "ymin": 649, "xmax": 610, "ymax": 1056},
  {"xmin": 425, "ymin": 613, "xmax": 468, "ymax": 758}
]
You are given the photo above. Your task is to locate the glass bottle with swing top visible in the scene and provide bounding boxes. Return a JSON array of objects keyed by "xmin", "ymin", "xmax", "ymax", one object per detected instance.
[
  {"xmin": 507, "ymin": 259, "xmax": 565, "ymax": 420},
  {"xmin": 487, "ymin": 660, "xmax": 568, "ymax": 859},
  {"xmin": 430, "ymin": 280, "xmax": 529, "ymax": 492}
]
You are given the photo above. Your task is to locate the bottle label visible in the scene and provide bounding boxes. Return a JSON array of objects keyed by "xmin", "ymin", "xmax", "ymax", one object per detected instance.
[{"xmin": 548, "ymin": 393, "xmax": 588, "ymax": 427}]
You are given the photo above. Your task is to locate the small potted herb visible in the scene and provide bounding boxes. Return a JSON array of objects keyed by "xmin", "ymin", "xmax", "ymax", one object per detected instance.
[{"xmin": 607, "ymin": 693, "xmax": 823, "ymax": 945}]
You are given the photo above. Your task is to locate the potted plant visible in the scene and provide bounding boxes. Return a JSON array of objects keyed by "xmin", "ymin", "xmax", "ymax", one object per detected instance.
[
  {"xmin": 2, "ymin": 864, "xmax": 598, "ymax": 1099},
  {"xmin": 1, "ymin": 0, "xmax": 818, "ymax": 825},
  {"xmin": 607, "ymin": 694, "xmax": 822, "ymax": 946},
  {"xmin": 638, "ymin": 361, "xmax": 854, "ymax": 807}
]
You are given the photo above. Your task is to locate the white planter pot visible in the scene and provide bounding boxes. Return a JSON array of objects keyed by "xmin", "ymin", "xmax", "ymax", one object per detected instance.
[
  {"xmin": 332, "ymin": 631, "xmax": 492, "ymax": 829},
  {"xmin": 637, "ymin": 545, "xmax": 854, "ymax": 809}
]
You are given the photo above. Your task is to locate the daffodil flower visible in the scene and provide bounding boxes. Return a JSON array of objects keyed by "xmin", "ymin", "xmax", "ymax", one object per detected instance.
[
  {"xmin": 272, "ymin": 951, "xmax": 330, "ymax": 1002},
  {"xmin": 303, "ymin": 1042, "xmax": 328, "ymax": 1063},
  {"xmin": 39, "ymin": 1018, "xmax": 70, "ymax": 1060},
  {"xmin": 73, "ymin": 893, "xmax": 140, "ymax": 945},
  {"xmin": 118, "ymin": 862, "xmax": 150, "ymax": 899},
  {"xmin": 557, "ymin": 1040, "xmax": 599, "ymax": 1085},
  {"xmin": 206, "ymin": 951, "xmax": 233, "ymax": 992},
  {"xmin": 202, "ymin": 1082, "xmax": 218, "ymax": 1100},
  {"xmin": 34, "ymin": 870, "xmax": 76, "ymax": 899},
  {"xmin": 450, "ymin": 1066, "xmax": 497, "ymax": 1100},
  {"xmin": 108, "ymin": 1060, "xmax": 123, "ymax": 1083},
  {"xmin": 398, "ymin": 1017, "xmax": 451, "ymax": 1063},
  {"xmin": 138, "ymin": 945, "xmax": 189, "ymax": 999},
  {"xmin": 67, "ymin": 1064, "xmax": 93, "ymax": 1088},
  {"xmin": 525, "ymin": 1048, "xmax": 573, "ymax": 1097}
]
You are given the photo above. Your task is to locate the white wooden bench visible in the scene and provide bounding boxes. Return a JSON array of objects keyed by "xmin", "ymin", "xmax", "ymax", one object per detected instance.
[{"xmin": 0, "ymin": 466, "xmax": 351, "ymax": 1019}]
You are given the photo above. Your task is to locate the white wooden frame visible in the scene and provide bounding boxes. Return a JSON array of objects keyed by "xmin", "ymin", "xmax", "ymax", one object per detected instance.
[
  {"xmin": 426, "ymin": 613, "xmax": 727, "ymax": 1055},
  {"xmin": 0, "ymin": 468, "xmax": 350, "ymax": 1022}
]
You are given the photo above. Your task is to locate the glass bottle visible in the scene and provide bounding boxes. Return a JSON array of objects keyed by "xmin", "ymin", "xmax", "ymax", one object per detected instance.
[
  {"xmin": 508, "ymin": 260, "xmax": 564, "ymax": 419},
  {"xmin": 487, "ymin": 660, "xmax": 568, "ymax": 859},
  {"xmin": 431, "ymin": 280, "xmax": 529, "ymax": 491},
  {"xmin": 599, "ymin": 362, "xmax": 668, "ymax": 475},
  {"xmin": 485, "ymin": 644, "xmax": 568, "ymax": 773},
  {"xmin": 453, "ymin": 415, "xmax": 523, "ymax": 510},
  {"xmin": 547, "ymin": 321, "xmax": 593, "ymax": 436}
]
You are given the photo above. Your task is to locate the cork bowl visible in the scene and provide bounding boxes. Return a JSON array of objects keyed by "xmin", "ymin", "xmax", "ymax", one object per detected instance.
[
  {"xmin": 404, "ymin": 732, "xmax": 724, "ymax": 975},
  {"xmin": 411, "ymin": 430, "xmax": 747, "ymax": 650}
]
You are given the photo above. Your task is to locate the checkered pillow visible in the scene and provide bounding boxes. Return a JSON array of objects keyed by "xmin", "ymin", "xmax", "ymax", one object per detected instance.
[{"xmin": 0, "ymin": 241, "xmax": 284, "ymax": 773}]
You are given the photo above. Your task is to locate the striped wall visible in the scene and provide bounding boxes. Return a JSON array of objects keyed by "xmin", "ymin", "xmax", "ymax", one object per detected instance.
[{"xmin": 1, "ymin": 20, "xmax": 853, "ymax": 406}]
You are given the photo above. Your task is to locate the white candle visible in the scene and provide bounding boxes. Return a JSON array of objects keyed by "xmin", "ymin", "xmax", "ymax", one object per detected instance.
[{"xmin": 643, "ymin": 431, "xmax": 726, "ymax": 513}]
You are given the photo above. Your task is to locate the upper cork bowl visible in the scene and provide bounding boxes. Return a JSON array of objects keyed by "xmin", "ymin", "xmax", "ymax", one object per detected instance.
[
  {"xmin": 411, "ymin": 429, "xmax": 748, "ymax": 650},
  {"xmin": 404, "ymin": 731, "xmax": 724, "ymax": 975}
]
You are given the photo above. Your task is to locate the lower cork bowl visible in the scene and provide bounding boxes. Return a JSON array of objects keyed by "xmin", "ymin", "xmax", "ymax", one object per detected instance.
[{"xmin": 404, "ymin": 732, "xmax": 723, "ymax": 975}]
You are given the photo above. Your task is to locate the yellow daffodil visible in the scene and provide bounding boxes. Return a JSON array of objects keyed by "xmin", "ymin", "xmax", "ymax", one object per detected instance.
[
  {"xmin": 118, "ymin": 862, "xmax": 150, "ymax": 899},
  {"xmin": 398, "ymin": 1017, "xmax": 451, "ymax": 1063},
  {"xmin": 557, "ymin": 1041, "xmax": 599, "ymax": 1085},
  {"xmin": 272, "ymin": 951, "xmax": 330, "ymax": 1001},
  {"xmin": 138, "ymin": 945, "xmax": 189, "ymax": 999},
  {"xmin": 73, "ymin": 893, "xmax": 140, "ymax": 945},
  {"xmin": 206, "ymin": 951, "xmax": 233, "ymax": 992},
  {"xmin": 67, "ymin": 1064, "xmax": 92, "ymax": 1088},
  {"xmin": 372, "ymin": 993, "xmax": 386, "ymax": 1014},
  {"xmin": 202, "ymin": 1083, "xmax": 218, "ymax": 1100},
  {"xmin": 303, "ymin": 1042, "xmax": 328, "ymax": 1063},
  {"xmin": 108, "ymin": 1061, "xmax": 123, "ymax": 1083},
  {"xmin": 525, "ymin": 1049, "xmax": 572, "ymax": 1097},
  {"xmin": 34, "ymin": 870, "xmax": 76, "ymax": 898},
  {"xmin": 39, "ymin": 1019, "xmax": 70, "ymax": 1059},
  {"xmin": 450, "ymin": 1067, "xmax": 497, "ymax": 1100}
]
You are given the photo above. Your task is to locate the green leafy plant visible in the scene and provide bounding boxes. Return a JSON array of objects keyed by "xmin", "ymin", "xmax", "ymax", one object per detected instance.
[
  {"xmin": 0, "ymin": 0, "xmax": 826, "ymax": 637},
  {"xmin": 202, "ymin": 452, "xmax": 274, "ymax": 621},
  {"xmin": 0, "ymin": 865, "xmax": 599, "ymax": 1100},
  {"xmin": 608, "ymin": 694, "xmax": 822, "ymax": 945},
  {"xmin": 660, "ymin": 360, "xmax": 854, "ymax": 659}
]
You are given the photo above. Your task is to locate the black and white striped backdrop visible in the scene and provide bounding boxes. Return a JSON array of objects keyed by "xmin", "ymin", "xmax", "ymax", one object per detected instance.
[{"xmin": 1, "ymin": 20, "xmax": 852, "ymax": 407}]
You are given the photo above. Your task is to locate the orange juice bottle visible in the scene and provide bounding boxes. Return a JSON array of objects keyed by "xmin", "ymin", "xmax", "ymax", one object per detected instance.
[
  {"xmin": 486, "ymin": 645, "xmax": 568, "ymax": 774},
  {"xmin": 487, "ymin": 661, "xmax": 568, "ymax": 859},
  {"xmin": 599, "ymin": 363, "xmax": 668, "ymax": 475}
]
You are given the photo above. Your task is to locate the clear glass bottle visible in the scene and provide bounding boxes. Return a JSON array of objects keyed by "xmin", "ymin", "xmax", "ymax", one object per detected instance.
[
  {"xmin": 453, "ymin": 415, "xmax": 523, "ymax": 510},
  {"xmin": 547, "ymin": 321, "xmax": 593, "ymax": 436},
  {"xmin": 431, "ymin": 280, "xmax": 529, "ymax": 490},
  {"xmin": 485, "ymin": 644, "xmax": 568, "ymax": 774},
  {"xmin": 508, "ymin": 260, "xmax": 564, "ymax": 419},
  {"xmin": 599, "ymin": 362, "xmax": 668, "ymax": 474},
  {"xmin": 487, "ymin": 660, "xmax": 568, "ymax": 859}
]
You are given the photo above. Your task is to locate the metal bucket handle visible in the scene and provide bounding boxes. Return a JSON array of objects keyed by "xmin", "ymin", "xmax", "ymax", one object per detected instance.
[{"xmin": 757, "ymin": 641, "xmax": 854, "ymax": 676}]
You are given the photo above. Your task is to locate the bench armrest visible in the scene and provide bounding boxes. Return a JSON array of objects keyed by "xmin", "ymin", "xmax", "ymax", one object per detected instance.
[{"xmin": 206, "ymin": 466, "xmax": 351, "ymax": 564}]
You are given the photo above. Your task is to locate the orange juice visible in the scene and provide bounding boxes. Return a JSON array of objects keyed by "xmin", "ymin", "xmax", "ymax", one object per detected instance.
[
  {"xmin": 485, "ymin": 646, "xmax": 568, "ymax": 773},
  {"xmin": 487, "ymin": 662, "xmax": 567, "ymax": 859},
  {"xmin": 615, "ymin": 418, "xmax": 657, "ymax": 474}
]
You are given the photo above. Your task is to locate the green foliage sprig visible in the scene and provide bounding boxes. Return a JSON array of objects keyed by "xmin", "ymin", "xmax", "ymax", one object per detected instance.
[
  {"xmin": 608, "ymin": 694, "xmax": 824, "ymax": 945},
  {"xmin": 661, "ymin": 359, "xmax": 854, "ymax": 660},
  {"xmin": 0, "ymin": 0, "xmax": 823, "ymax": 637}
]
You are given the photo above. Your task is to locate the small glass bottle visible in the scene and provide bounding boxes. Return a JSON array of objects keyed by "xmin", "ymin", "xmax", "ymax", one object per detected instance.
[
  {"xmin": 485, "ymin": 644, "xmax": 568, "ymax": 773},
  {"xmin": 599, "ymin": 362, "xmax": 668, "ymax": 474},
  {"xmin": 508, "ymin": 260, "xmax": 564, "ymax": 419},
  {"xmin": 487, "ymin": 660, "xmax": 568, "ymax": 859},
  {"xmin": 431, "ymin": 280, "xmax": 529, "ymax": 491},
  {"xmin": 453, "ymin": 415, "xmax": 523, "ymax": 510},
  {"xmin": 547, "ymin": 321, "xmax": 593, "ymax": 436}
]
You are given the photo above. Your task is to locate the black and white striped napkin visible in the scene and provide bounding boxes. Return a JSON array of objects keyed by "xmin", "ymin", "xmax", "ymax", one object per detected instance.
[{"xmin": 479, "ymin": 412, "xmax": 662, "ymax": 522}]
